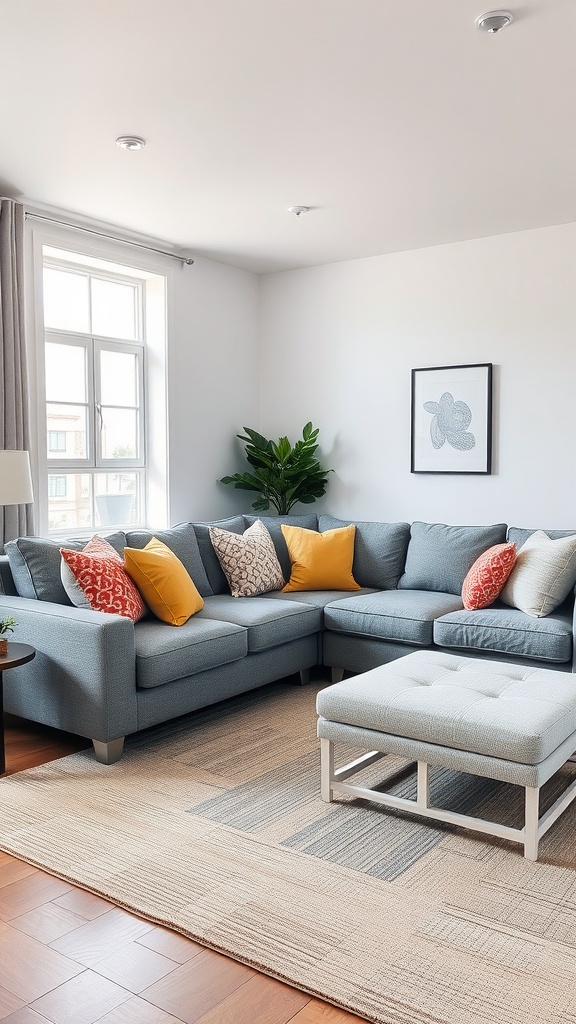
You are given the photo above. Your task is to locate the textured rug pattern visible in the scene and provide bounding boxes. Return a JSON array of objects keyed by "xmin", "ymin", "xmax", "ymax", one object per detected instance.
[{"xmin": 1, "ymin": 679, "xmax": 576, "ymax": 1023}]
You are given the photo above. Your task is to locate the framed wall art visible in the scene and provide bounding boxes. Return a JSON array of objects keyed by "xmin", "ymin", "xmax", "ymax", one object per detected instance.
[{"xmin": 411, "ymin": 363, "xmax": 492, "ymax": 474}]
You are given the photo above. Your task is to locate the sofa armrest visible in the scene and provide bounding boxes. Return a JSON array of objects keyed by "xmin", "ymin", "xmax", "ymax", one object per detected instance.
[
  {"xmin": 0, "ymin": 595, "xmax": 137, "ymax": 743},
  {"xmin": 572, "ymin": 597, "xmax": 576, "ymax": 673}
]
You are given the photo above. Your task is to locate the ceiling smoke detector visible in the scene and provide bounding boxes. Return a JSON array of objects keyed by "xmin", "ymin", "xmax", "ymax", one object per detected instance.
[
  {"xmin": 287, "ymin": 206, "xmax": 310, "ymax": 216},
  {"xmin": 116, "ymin": 136, "xmax": 146, "ymax": 151},
  {"xmin": 475, "ymin": 10, "xmax": 514, "ymax": 33}
]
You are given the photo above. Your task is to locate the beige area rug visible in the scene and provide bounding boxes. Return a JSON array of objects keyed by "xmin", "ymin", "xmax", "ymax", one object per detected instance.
[{"xmin": 2, "ymin": 679, "xmax": 576, "ymax": 1024}]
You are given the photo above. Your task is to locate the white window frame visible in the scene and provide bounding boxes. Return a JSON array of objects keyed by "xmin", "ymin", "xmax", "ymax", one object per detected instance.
[{"xmin": 27, "ymin": 224, "xmax": 171, "ymax": 538}]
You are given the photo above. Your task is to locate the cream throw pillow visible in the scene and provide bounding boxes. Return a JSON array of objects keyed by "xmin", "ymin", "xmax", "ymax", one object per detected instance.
[
  {"xmin": 500, "ymin": 530, "xmax": 576, "ymax": 617},
  {"xmin": 208, "ymin": 519, "xmax": 285, "ymax": 598}
]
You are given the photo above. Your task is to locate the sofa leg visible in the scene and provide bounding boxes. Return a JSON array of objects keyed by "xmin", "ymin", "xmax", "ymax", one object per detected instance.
[
  {"xmin": 299, "ymin": 669, "xmax": 311, "ymax": 686},
  {"xmin": 92, "ymin": 738, "xmax": 125, "ymax": 765},
  {"xmin": 331, "ymin": 667, "xmax": 345, "ymax": 684}
]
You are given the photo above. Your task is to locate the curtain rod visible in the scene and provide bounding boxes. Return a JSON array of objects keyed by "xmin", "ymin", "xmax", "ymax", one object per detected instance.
[{"xmin": 24, "ymin": 211, "xmax": 195, "ymax": 266}]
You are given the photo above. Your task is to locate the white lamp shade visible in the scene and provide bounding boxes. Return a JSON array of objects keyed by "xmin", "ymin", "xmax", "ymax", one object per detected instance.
[{"xmin": 0, "ymin": 450, "xmax": 34, "ymax": 505}]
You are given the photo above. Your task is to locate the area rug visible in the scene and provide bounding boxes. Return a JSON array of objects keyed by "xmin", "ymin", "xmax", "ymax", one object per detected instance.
[{"xmin": 1, "ymin": 679, "xmax": 576, "ymax": 1024}]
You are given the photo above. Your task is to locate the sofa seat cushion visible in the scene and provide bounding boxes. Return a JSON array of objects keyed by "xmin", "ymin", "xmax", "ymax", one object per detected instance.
[
  {"xmin": 135, "ymin": 617, "xmax": 247, "ymax": 688},
  {"xmin": 258, "ymin": 588, "xmax": 379, "ymax": 615},
  {"xmin": 324, "ymin": 591, "xmax": 464, "ymax": 646},
  {"xmin": 434, "ymin": 604, "xmax": 573, "ymax": 664},
  {"xmin": 197, "ymin": 595, "xmax": 321, "ymax": 653}
]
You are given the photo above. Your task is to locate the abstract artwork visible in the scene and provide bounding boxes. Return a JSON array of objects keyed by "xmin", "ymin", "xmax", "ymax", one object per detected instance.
[{"xmin": 411, "ymin": 363, "xmax": 492, "ymax": 474}]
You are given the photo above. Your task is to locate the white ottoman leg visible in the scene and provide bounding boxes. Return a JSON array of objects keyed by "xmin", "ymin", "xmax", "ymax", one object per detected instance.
[
  {"xmin": 524, "ymin": 786, "xmax": 540, "ymax": 861},
  {"xmin": 320, "ymin": 737, "xmax": 334, "ymax": 803}
]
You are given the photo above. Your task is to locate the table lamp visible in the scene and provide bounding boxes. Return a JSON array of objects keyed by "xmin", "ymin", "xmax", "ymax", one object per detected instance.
[{"xmin": 0, "ymin": 450, "xmax": 33, "ymax": 506}]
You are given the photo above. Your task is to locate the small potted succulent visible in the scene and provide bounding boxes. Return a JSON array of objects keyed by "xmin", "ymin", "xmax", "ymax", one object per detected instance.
[{"xmin": 0, "ymin": 616, "xmax": 17, "ymax": 656}]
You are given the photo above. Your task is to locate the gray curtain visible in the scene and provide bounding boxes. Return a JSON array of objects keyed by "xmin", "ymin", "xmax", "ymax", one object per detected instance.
[{"xmin": 0, "ymin": 199, "xmax": 34, "ymax": 546}]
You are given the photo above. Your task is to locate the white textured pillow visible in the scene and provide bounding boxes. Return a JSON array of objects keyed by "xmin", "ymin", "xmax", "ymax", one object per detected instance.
[
  {"xmin": 500, "ymin": 530, "xmax": 576, "ymax": 617},
  {"xmin": 208, "ymin": 519, "xmax": 285, "ymax": 598}
]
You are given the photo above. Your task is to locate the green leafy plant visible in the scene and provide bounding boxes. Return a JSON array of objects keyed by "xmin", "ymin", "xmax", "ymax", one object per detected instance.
[
  {"xmin": 0, "ymin": 616, "xmax": 17, "ymax": 636},
  {"xmin": 221, "ymin": 422, "xmax": 333, "ymax": 515}
]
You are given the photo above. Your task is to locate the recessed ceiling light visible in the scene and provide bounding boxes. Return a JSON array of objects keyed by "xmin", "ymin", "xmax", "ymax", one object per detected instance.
[
  {"xmin": 475, "ymin": 10, "xmax": 514, "ymax": 33},
  {"xmin": 287, "ymin": 206, "xmax": 310, "ymax": 216},
  {"xmin": 116, "ymin": 136, "xmax": 146, "ymax": 151}
]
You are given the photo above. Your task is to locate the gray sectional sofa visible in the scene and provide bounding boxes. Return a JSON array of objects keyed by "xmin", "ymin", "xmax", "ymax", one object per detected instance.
[{"xmin": 0, "ymin": 514, "xmax": 574, "ymax": 764}]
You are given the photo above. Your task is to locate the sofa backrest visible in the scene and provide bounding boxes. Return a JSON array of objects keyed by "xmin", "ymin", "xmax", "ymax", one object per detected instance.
[
  {"xmin": 398, "ymin": 521, "xmax": 507, "ymax": 596},
  {"xmin": 125, "ymin": 523, "xmax": 212, "ymax": 598},
  {"xmin": 318, "ymin": 515, "xmax": 410, "ymax": 590},
  {"xmin": 243, "ymin": 514, "xmax": 318, "ymax": 583},
  {"xmin": 4, "ymin": 532, "xmax": 127, "ymax": 604}
]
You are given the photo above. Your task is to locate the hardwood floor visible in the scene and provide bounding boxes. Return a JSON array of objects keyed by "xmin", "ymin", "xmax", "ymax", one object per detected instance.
[{"xmin": 0, "ymin": 715, "xmax": 366, "ymax": 1024}]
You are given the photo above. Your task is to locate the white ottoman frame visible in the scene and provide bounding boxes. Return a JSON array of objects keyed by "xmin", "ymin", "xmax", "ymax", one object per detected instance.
[{"xmin": 320, "ymin": 739, "xmax": 576, "ymax": 861}]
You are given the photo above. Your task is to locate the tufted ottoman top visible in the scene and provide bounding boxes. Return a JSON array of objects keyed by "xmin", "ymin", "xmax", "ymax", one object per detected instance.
[{"xmin": 317, "ymin": 651, "xmax": 576, "ymax": 765}]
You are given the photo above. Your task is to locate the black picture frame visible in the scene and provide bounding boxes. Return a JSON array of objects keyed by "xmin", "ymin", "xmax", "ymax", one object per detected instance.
[{"xmin": 411, "ymin": 363, "xmax": 493, "ymax": 474}]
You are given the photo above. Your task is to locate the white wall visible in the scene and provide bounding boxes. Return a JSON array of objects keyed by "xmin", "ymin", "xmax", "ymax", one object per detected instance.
[
  {"xmin": 169, "ymin": 255, "xmax": 259, "ymax": 522},
  {"xmin": 258, "ymin": 223, "xmax": 576, "ymax": 528}
]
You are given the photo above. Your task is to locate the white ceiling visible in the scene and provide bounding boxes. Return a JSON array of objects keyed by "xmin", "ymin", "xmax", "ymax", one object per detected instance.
[{"xmin": 1, "ymin": 0, "xmax": 575, "ymax": 274}]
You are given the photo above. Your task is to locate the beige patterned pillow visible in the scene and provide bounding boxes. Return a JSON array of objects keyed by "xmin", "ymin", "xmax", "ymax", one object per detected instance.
[
  {"xmin": 208, "ymin": 520, "xmax": 285, "ymax": 597},
  {"xmin": 500, "ymin": 530, "xmax": 576, "ymax": 617}
]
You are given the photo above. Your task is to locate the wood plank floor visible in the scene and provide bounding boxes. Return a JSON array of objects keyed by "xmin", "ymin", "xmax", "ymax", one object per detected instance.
[{"xmin": 0, "ymin": 715, "xmax": 366, "ymax": 1024}]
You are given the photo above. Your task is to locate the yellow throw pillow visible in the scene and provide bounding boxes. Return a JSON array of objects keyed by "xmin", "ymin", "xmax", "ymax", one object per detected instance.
[
  {"xmin": 281, "ymin": 524, "xmax": 361, "ymax": 592},
  {"xmin": 124, "ymin": 537, "xmax": 204, "ymax": 626}
]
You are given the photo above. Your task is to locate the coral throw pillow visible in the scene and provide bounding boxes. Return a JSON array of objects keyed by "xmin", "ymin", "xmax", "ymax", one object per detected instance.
[
  {"xmin": 461, "ymin": 542, "xmax": 516, "ymax": 610},
  {"xmin": 60, "ymin": 535, "xmax": 146, "ymax": 622},
  {"xmin": 209, "ymin": 519, "xmax": 285, "ymax": 598},
  {"xmin": 124, "ymin": 537, "xmax": 204, "ymax": 625},
  {"xmin": 281, "ymin": 524, "xmax": 361, "ymax": 592}
]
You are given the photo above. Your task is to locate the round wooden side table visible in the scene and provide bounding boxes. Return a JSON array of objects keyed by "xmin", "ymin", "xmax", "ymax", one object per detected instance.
[{"xmin": 0, "ymin": 642, "xmax": 36, "ymax": 775}]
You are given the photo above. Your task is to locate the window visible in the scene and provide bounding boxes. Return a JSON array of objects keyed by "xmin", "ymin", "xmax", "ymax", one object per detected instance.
[
  {"xmin": 48, "ymin": 476, "xmax": 67, "ymax": 498},
  {"xmin": 42, "ymin": 254, "xmax": 150, "ymax": 534},
  {"xmin": 48, "ymin": 431, "xmax": 66, "ymax": 452}
]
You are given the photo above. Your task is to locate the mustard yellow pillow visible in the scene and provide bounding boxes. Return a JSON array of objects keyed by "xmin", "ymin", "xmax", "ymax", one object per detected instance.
[
  {"xmin": 124, "ymin": 537, "xmax": 204, "ymax": 625},
  {"xmin": 281, "ymin": 524, "xmax": 361, "ymax": 592}
]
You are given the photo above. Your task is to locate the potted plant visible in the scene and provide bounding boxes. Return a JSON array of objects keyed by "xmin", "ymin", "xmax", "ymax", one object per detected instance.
[
  {"xmin": 0, "ymin": 616, "xmax": 17, "ymax": 656},
  {"xmin": 221, "ymin": 422, "xmax": 333, "ymax": 514}
]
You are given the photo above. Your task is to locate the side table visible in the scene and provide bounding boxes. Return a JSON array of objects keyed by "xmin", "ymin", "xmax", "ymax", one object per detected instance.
[{"xmin": 0, "ymin": 642, "xmax": 36, "ymax": 775}]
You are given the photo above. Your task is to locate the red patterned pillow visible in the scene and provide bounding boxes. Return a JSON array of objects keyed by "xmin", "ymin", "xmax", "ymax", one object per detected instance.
[
  {"xmin": 60, "ymin": 535, "xmax": 146, "ymax": 622},
  {"xmin": 462, "ymin": 542, "xmax": 516, "ymax": 610}
]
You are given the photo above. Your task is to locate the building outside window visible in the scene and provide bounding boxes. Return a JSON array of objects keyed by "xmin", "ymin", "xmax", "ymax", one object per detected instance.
[{"xmin": 40, "ymin": 246, "xmax": 165, "ymax": 534}]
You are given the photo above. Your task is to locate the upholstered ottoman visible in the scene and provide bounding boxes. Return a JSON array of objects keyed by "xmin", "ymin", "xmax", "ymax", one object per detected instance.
[{"xmin": 317, "ymin": 650, "xmax": 576, "ymax": 860}]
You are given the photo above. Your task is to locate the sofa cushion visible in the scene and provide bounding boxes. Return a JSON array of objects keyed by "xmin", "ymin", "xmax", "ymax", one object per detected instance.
[
  {"xmin": 60, "ymin": 535, "xmax": 146, "ymax": 622},
  {"xmin": 244, "ymin": 514, "xmax": 317, "ymax": 580},
  {"xmin": 282, "ymin": 524, "xmax": 361, "ymax": 592},
  {"xmin": 134, "ymin": 616, "xmax": 247, "ymax": 688},
  {"xmin": 500, "ymin": 531, "xmax": 576, "ymax": 618},
  {"xmin": 5, "ymin": 532, "xmax": 127, "ymax": 605},
  {"xmin": 324, "ymin": 590, "xmax": 464, "ymax": 646},
  {"xmin": 124, "ymin": 538, "xmax": 204, "ymax": 625},
  {"xmin": 461, "ymin": 542, "xmax": 517, "ymax": 610},
  {"xmin": 319, "ymin": 515, "xmax": 410, "ymax": 590},
  {"xmin": 193, "ymin": 516, "xmax": 246, "ymax": 594},
  {"xmin": 433, "ymin": 603, "xmax": 573, "ymax": 664},
  {"xmin": 398, "ymin": 521, "xmax": 507, "ymax": 595},
  {"xmin": 508, "ymin": 526, "xmax": 576, "ymax": 549},
  {"xmin": 125, "ymin": 523, "xmax": 211, "ymax": 598},
  {"xmin": 197, "ymin": 595, "xmax": 321, "ymax": 653},
  {"xmin": 259, "ymin": 587, "xmax": 379, "ymax": 612},
  {"xmin": 208, "ymin": 520, "xmax": 284, "ymax": 597}
]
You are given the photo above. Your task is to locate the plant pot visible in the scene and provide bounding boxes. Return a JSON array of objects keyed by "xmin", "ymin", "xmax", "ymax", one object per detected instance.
[{"xmin": 0, "ymin": 638, "xmax": 8, "ymax": 656}]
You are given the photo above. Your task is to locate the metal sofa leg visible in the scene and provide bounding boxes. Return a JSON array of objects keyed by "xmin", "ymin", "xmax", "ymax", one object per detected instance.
[
  {"xmin": 331, "ymin": 667, "xmax": 345, "ymax": 684},
  {"xmin": 92, "ymin": 737, "xmax": 125, "ymax": 764}
]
